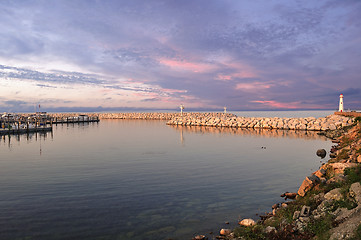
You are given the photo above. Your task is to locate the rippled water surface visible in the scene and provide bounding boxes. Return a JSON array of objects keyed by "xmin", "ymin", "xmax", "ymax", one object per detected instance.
[{"xmin": 0, "ymin": 116, "xmax": 332, "ymax": 240}]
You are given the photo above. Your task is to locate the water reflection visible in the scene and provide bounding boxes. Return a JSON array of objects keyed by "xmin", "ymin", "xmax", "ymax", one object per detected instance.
[
  {"xmin": 1, "ymin": 131, "xmax": 52, "ymax": 153},
  {"xmin": 0, "ymin": 119, "xmax": 332, "ymax": 240},
  {"xmin": 169, "ymin": 125, "xmax": 328, "ymax": 140}
]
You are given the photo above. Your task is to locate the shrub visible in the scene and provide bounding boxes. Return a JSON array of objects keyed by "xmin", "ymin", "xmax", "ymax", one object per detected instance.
[
  {"xmin": 233, "ymin": 225, "xmax": 266, "ymax": 239},
  {"xmin": 344, "ymin": 165, "xmax": 361, "ymax": 184},
  {"xmin": 305, "ymin": 213, "xmax": 333, "ymax": 240},
  {"xmin": 331, "ymin": 198, "xmax": 357, "ymax": 211},
  {"xmin": 336, "ymin": 149, "xmax": 349, "ymax": 161}
]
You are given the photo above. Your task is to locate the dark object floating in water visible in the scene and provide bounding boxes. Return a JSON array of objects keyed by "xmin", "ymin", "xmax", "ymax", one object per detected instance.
[{"xmin": 316, "ymin": 149, "xmax": 327, "ymax": 158}]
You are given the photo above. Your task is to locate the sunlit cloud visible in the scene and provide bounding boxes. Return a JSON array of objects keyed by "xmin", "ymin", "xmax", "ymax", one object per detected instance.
[
  {"xmin": 251, "ymin": 100, "xmax": 301, "ymax": 109},
  {"xmin": 216, "ymin": 74, "xmax": 232, "ymax": 81},
  {"xmin": 236, "ymin": 82, "xmax": 272, "ymax": 91},
  {"xmin": 159, "ymin": 58, "xmax": 215, "ymax": 73}
]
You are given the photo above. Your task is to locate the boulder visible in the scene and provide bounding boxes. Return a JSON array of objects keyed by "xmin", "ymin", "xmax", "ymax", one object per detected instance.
[
  {"xmin": 324, "ymin": 188, "xmax": 343, "ymax": 201},
  {"xmin": 329, "ymin": 163, "xmax": 357, "ymax": 175},
  {"xmin": 281, "ymin": 203, "xmax": 288, "ymax": 208},
  {"xmin": 313, "ymin": 168, "xmax": 326, "ymax": 178},
  {"xmin": 193, "ymin": 235, "xmax": 208, "ymax": 240},
  {"xmin": 308, "ymin": 174, "xmax": 321, "ymax": 183},
  {"xmin": 219, "ymin": 229, "xmax": 231, "ymax": 236},
  {"xmin": 316, "ymin": 149, "xmax": 327, "ymax": 158},
  {"xmin": 239, "ymin": 218, "xmax": 256, "ymax": 227},
  {"xmin": 330, "ymin": 206, "xmax": 361, "ymax": 239},
  {"xmin": 350, "ymin": 182, "xmax": 361, "ymax": 204},
  {"xmin": 280, "ymin": 192, "xmax": 297, "ymax": 200},
  {"xmin": 327, "ymin": 174, "xmax": 347, "ymax": 184},
  {"xmin": 298, "ymin": 177, "xmax": 313, "ymax": 197},
  {"xmin": 264, "ymin": 226, "xmax": 276, "ymax": 234},
  {"xmin": 357, "ymin": 155, "xmax": 361, "ymax": 163},
  {"xmin": 312, "ymin": 192, "xmax": 325, "ymax": 204}
]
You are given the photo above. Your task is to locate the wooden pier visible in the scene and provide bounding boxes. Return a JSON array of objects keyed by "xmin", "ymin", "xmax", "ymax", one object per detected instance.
[
  {"xmin": 0, "ymin": 114, "xmax": 99, "ymax": 135},
  {"xmin": 50, "ymin": 116, "xmax": 100, "ymax": 124},
  {"xmin": 0, "ymin": 126, "xmax": 52, "ymax": 135}
]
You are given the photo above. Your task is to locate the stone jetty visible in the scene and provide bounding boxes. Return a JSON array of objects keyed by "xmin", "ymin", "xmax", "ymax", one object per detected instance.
[
  {"xmin": 166, "ymin": 113, "xmax": 353, "ymax": 131},
  {"xmin": 97, "ymin": 112, "xmax": 236, "ymax": 120},
  {"xmin": 97, "ymin": 112, "xmax": 184, "ymax": 120},
  {"xmin": 46, "ymin": 112, "xmax": 354, "ymax": 131}
]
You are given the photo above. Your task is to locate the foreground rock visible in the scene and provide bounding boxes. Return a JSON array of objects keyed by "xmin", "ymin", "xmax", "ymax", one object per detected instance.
[{"xmin": 238, "ymin": 218, "xmax": 256, "ymax": 227}]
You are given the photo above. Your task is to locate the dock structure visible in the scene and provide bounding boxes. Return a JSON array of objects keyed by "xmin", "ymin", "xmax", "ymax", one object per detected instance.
[
  {"xmin": 50, "ymin": 115, "xmax": 100, "ymax": 124},
  {"xmin": 0, "ymin": 126, "xmax": 52, "ymax": 135},
  {"xmin": 0, "ymin": 113, "xmax": 52, "ymax": 135},
  {"xmin": 0, "ymin": 113, "xmax": 100, "ymax": 135}
]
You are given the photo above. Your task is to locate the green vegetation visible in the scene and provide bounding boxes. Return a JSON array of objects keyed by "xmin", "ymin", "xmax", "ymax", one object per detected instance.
[
  {"xmin": 233, "ymin": 225, "xmax": 267, "ymax": 239},
  {"xmin": 331, "ymin": 198, "xmax": 357, "ymax": 211},
  {"xmin": 344, "ymin": 165, "xmax": 361, "ymax": 184},
  {"xmin": 305, "ymin": 213, "xmax": 333, "ymax": 240},
  {"xmin": 336, "ymin": 149, "xmax": 349, "ymax": 161}
]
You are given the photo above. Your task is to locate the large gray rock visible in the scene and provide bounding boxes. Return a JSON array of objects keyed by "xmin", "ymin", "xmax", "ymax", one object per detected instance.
[
  {"xmin": 324, "ymin": 188, "xmax": 343, "ymax": 201},
  {"xmin": 349, "ymin": 182, "xmax": 361, "ymax": 204},
  {"xmin": 329, "ymin": 206, "xmax": 361, "ymax": 239}
]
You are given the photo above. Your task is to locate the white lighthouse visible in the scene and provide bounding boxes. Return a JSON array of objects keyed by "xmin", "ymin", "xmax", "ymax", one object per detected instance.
[{"xmin": 338, "ymin": 94, "xmax": 344, "ymax": 112}]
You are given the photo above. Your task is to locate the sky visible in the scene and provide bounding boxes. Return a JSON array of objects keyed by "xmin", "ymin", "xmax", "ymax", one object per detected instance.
[{"xmin": 0, "ymin": 0, "xmax": 360, "ymax": 112}]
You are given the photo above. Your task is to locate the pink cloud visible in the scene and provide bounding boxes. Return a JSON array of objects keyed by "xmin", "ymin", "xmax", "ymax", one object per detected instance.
[
  {"xmin": 162, "ymin": 88, "xmax": 187, "ymax": 94},
  {"xmin": 159, "ymin": 58, "xmax": 215, "ymax": 73},
  {"xmin": 236, "ymin": 82, "xmax": 272, "ymax": 90},
  {"xmin": 251, "ymin": 100, "xmax": 301, "ymax": 109},
  {"xmin": 222, "ymin": 61, "xmax": 259, "ymax": 79},
  {"xmin": 216, "ymin": 74, "xmax": 232, "ymax": 81},
  {"xmin": 213, "ymin": 60, "xmax": 259, "ymax": 81}
]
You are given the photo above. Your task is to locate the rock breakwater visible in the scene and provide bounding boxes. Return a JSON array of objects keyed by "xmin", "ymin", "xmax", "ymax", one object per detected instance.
[
  {"xmin": 167, "ymin": 114, "xmax": 353, "ymax": 131},
  {"xmin": 98, "ymin": 112, "xmax": 236, "ymax": 120},
  {"xmin": 98, "ymin": 112, "xmax": 179, "ymax": 120},
  {"xmin": 47, "ymin": 112, "xmax": 354, "ymax": 131}
]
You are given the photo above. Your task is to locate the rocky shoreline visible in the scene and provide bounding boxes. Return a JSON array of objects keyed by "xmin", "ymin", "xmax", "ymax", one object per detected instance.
[{"xmin": 193, "ymin": 118, "xmax": 361, "ymax": 240}]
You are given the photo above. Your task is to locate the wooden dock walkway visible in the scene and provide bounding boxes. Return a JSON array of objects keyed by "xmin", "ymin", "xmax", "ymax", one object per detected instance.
[
  {"xmin": 0, "ymin": 114, "xmax": 99, "ymax": 135},
  {"xmin": 0, "ymin": 127, "xmax": 52, "ymax": 135},
  {"xmin": 50, "ymin": 116, "xmax": 100, "ymax": 124}
]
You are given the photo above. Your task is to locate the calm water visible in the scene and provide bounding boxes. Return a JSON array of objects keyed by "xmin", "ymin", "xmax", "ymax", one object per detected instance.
[{"xmin": 0, "ymin": 114, "xmax": 332, "ymax": 240}]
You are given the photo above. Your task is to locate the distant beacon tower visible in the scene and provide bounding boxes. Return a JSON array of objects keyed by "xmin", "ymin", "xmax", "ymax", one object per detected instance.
[{"xmin": 339, "ymin": 94, "xmax": 344, "ymax": 112}]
